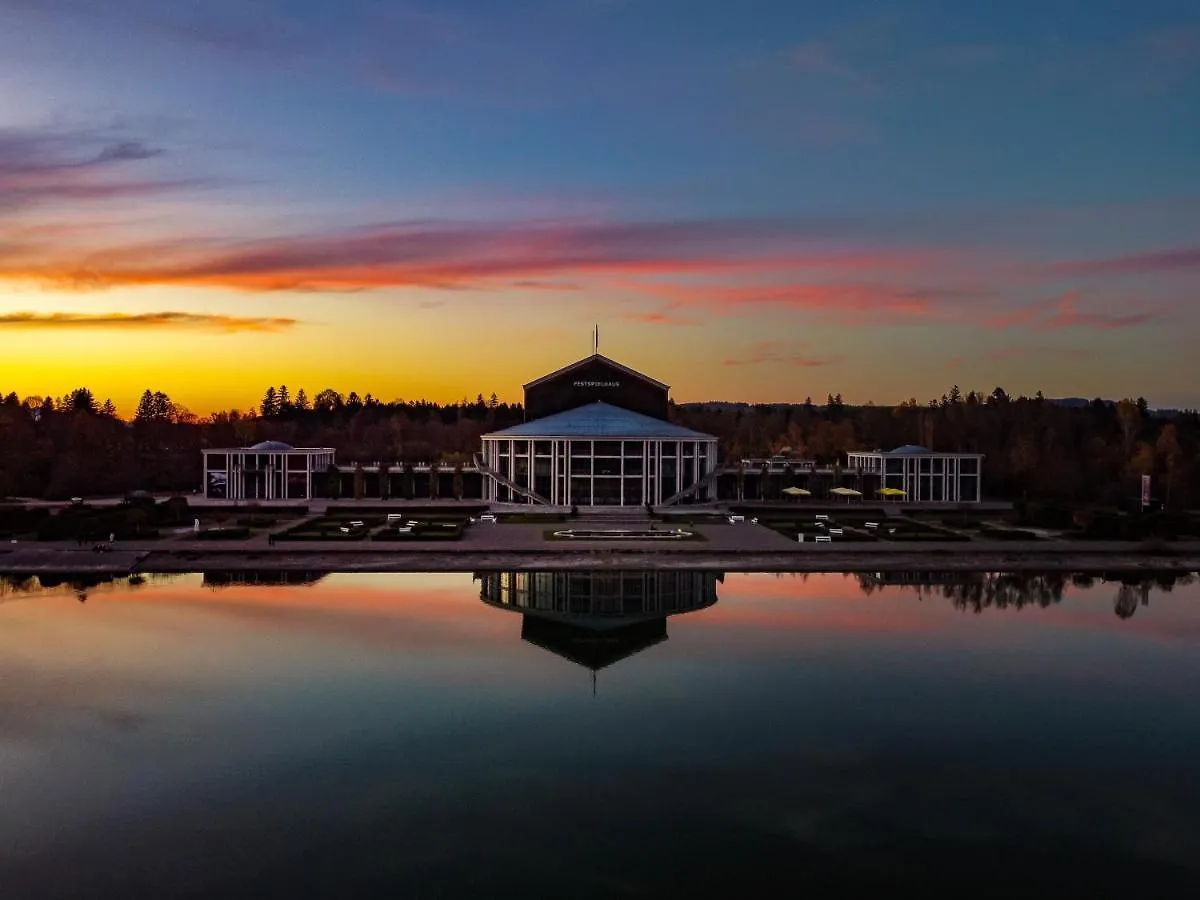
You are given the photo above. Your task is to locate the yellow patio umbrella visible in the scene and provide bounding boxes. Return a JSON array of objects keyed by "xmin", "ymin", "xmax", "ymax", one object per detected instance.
[
  {"xmin": 830, "ymin": 487, "xmax": 863, "ymax": 502},
  {"xmin": 782, "ymin": 486, "xmax": 812, "ymax": 497},
  {"xmin": 879, "ymin": 487, "xmax": 907, "ymax": 498}
]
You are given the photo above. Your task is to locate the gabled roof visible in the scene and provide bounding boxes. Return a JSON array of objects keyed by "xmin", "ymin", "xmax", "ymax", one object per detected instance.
[
  {"xmin": 522, "ymin": 353, "xmax": 669, "ymax": 391},
  {"xmin": 484, "ymin": 401, "xmax": 713, "ymax": 439}
]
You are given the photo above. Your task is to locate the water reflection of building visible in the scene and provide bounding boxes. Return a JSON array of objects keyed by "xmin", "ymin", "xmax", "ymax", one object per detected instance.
[{"xmin": 477, "ymin": 571, "xmax": 720, "ymax": 673}]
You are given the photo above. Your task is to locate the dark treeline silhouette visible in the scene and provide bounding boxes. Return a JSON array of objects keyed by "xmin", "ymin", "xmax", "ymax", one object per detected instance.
[
  {"xmin": 1, "ymin": 383, "xmax": 1198, "ymax": 504},
  {"xmin": 674, "ymin": 389, "xmax": 1200, "ymax": 509},
  {"xmin": 856, "ymin": 571, "xmax": 1196, "ymax": 619},
  {"xmin": 0, "ymin": 386, "xmax": 523, "ymax": 499}
]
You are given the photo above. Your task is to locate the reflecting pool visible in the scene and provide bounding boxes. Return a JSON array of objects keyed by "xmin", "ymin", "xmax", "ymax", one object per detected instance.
[{"xmin": 2, "ymin": 570, "xmax": 1200, "ymax": 897}]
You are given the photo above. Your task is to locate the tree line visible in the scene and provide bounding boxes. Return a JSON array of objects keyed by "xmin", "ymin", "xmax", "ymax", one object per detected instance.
[{"xmin": 1, "ymin": 383, "xmax": 1197, "ymax": 507}]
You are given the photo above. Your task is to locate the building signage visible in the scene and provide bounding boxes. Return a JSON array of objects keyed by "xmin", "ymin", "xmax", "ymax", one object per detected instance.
[
  {"xmin": 1141, "ymin": 474, "xmax": 1151, "ymax": 508},
  {"xmin": 573, "ymin": 380, "xmax": 620, "ymax": 388}
]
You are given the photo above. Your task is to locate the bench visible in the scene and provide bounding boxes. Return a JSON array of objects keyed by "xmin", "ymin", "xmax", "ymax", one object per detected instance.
[
  {"xmin": 815, "ymin": 535, "xmax": 832, "ymax": 542},
  {"xmin": 728, "ymin": 515, "xmax": 745, "ymax": 523}
]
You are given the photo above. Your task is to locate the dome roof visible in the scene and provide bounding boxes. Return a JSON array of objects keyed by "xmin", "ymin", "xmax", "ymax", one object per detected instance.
[
  {"xmin": 249, "ymin": 440, "xmax": 294, "ymax": 451},
  {"xmin": 890, "ymin": 444, "xmax": 931, "ymax": 455}
]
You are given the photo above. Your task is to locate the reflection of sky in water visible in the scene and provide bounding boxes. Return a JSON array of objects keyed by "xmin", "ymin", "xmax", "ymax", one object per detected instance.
[{"xmin": 2, "ymin": 572, "xmax": 1199, "ymax": 896}]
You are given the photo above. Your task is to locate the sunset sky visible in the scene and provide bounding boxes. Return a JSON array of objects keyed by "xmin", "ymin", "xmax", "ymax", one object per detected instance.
[{"xmin": 1, "ymin": 0, "xmax": 1198, "ymax": 416}]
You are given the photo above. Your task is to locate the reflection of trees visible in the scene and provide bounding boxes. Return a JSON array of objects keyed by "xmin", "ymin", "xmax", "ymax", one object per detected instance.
[
  {"xmin": 855, "ymin": 571, "xmax": 1197, "ymax": 619},
  {"xmin": 0, "ymin": 572, "xmax": 165, "ymax": 602}
]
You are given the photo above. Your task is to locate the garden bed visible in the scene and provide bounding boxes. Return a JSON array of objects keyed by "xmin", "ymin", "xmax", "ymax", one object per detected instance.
[{"xmin": 373, "ymin": 522, "xmax": 465, "ymax": 541}]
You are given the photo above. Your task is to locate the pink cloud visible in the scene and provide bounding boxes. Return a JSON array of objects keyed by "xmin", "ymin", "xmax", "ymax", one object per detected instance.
[{"xmin": 1047, "ymin": 245, "xmax": 1200, "ymax": 277}]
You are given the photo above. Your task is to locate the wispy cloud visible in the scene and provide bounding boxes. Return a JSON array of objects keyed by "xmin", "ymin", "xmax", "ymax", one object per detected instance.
[
  {"xmin": 0, "ymin": 312, "xmax": 298, "ymax": 331},
  {"xmin": 1047, "ymin": 245, "xmax": 1200, "ymax": 277},
  {"xmin": 723, "ymin": 341, "xmax": 840, "ymax": 368},
  {"xmin": 989, "ymin": 291, "xmax": 1167, "ymax": 331},
  {"xmin": 0, "ymin": 125, "xmax": 205, "ymax": 215},
  {"xmin": 789, "ymin": 41, "xmax": 877, "ymax": 91},
  {"xmin": 0, "ymin": 217, "xmax": 933, "ymax": 293}
]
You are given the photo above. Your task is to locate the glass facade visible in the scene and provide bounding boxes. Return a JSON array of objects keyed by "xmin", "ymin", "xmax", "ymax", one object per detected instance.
[
  {"xmin": 847, "ymin": 451, "xmax": 983, "ymax": 503},
  {"xmin": 203, "ymin": 449, "xmax": 334, "ymax": 500},
  {"xmin": 482, "ymin": 436, "xmax": 720, "ymax": 506}
]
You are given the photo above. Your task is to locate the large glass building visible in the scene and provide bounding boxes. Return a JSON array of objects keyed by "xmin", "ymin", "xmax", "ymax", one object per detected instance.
[{"xmin": 478, "ymin": 353, "xmax": 719, "ymax": 506}]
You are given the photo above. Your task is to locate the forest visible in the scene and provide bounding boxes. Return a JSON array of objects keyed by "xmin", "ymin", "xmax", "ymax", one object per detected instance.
[{"xmin": 0, "ymin": 383, "xmax": 1197, "ymax": 509}]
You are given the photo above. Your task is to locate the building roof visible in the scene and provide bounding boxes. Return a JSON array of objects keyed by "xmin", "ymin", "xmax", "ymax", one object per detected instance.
[
  {"xmin": 522, "ymin": 353, "xmax": 669, "ymax": 391},
  {"xmin": 484, "ymin": 401, "xmax": 714, "ymax": 439},
  {"xmin": 248, "ymin": 440, "xmax": 296, "ymax": 451},
  {"xmin": 849, "ymin": 445, "xmax": 984, "ymax": 457}
]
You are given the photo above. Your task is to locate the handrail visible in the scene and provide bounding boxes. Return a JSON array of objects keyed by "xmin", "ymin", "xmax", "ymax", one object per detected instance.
[
  {"xmin": 661, "ymin": 465, "xmax": 722, "ymax": 507},
  {"xmin": 472, "ymin": 453, "xmax": 551, "ymax": 505}
]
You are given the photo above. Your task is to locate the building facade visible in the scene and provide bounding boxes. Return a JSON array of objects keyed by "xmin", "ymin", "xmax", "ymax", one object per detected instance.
[
  {"xmin": 479, "ymin": 353, "xmax": 720, "ymax": 506},
  {"xmin": 846, "ymin": 445, "xmax": 983, "ymax": 503},
  {"xmin": 201, "ymin": 441, "xmax": 335, "ymax": 501}
]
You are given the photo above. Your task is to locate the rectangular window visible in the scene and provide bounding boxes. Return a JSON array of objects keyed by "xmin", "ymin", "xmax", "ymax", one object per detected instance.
[
  {"xmin": 624, "ymin": 457, "xmax": 643, "ymax": 476},
  {"xmin": 960, "ymin": 457, "xmax": 979, "ymax": 475},
  {"xmin": 207, "ymin": 453, "xmax": 227, "ymax": 470},
  {"xmin": 287, "ymin": 454, "xmax": 307, "ymax": 471},
  {"xmin": 661, "ymin": 459, "xmax": 677, "ymax": 483},
  {"xmin": 570, "ymin": 457, "xmax": 591, "ymax": 476},
  {"xmin": 594, "ymin": 441, "xmax": 621, "ymax": 457},
  {"xmin": 661, "ymin": 442, "xmax": 677, "ymax": 457},
  {"xmin": 570, "ymin": 441, "xmax": 592, "ymax": 458},
  {"xmin": 594, "ymin": 458, "xmax": 621, "ymax": 477},
  {"xmin": 513, "ymin": 440, "xmax": 529, "ymax": 456},
  {"xmin": 287, "ymin": 472, "xmax": 308, "ymax": 499},
  {"xmin": 623, "ymin": 478, "xmax": 643, "ymax": 505},
  {"xmin": 534, "ymin": 440, "xmax": 552, "ymax": 456},
  {"xmin": 570, "ymin": 476, "xmax": 591, "ymax": 505}
]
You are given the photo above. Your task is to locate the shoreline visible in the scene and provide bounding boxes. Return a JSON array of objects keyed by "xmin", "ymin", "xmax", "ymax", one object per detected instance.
[{"xmin": 3, "ymin": 543, "xmax": 1199, "ymax": 574}]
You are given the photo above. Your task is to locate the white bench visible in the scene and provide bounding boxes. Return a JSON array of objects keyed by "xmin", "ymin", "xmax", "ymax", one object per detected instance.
[
  {"xmin": 815, "ymin": 514, "xmax": 829, "ymax": 521},
  {"xmin": 728, "ymin": 515, "xmax": 745, "ymax": 523},
  {"xmin": 829, "ymin": 528, "xmax": 844, "ymax": 535},
  {"xmin": 865, "ymin": 522, "xmax": 879, "ymax": 529},
  {"xmin": 479, "ymin": 514, "xmax": 497, "ymax": 523},
  {"xmin": 394, "ymin": 525, "xmax": 413, "ymax": 534},
  {"xmin": 815, "ymin": 535, "xmax": 832, "ymax": 542},
  {"xmin": 386, "ymin": 513, "xmax": 405, "ymax": 522}
]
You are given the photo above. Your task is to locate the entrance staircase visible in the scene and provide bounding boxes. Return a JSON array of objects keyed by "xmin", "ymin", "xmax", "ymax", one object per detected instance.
[
  {"xmin": 473, "ymin": 453, "xmax": 551, "ymax": 505},
  {"xmin": 661, "ymin": 467, "xmax": 722, "ymax": 507}
]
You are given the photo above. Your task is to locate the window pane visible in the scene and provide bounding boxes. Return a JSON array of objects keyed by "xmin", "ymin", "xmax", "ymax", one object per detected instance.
[
  {"xmin": 594, "ymin": 458, "xmax": 621, "ymax": 476},
  {"xmin": 623, "ymin": 479, "xmax": 642, "ymax": 505},
  {"xmin": 570, "ymin": 441, "xmax": 591, "ymax": 458},
  {"xmin": 623, "ymin": 441, "xmax": 642, "ymax": 456},
  {"xmin": 534, "ymin": 440, "xmax": 552, "ymax": 456},
  {"xmin": 571, "ymin": 457, "xmax": 591, "ymax": 475},
  {"xmin": 624, "ymin": 457, "xmax": 643, "ymax": 476},
  {"xmin": 570, "ymin": 477, "xmax": 591, "ymax": 504},
  {"xmin": 594, "ymin": 441, "xmax": 621, "ymax": 456}
]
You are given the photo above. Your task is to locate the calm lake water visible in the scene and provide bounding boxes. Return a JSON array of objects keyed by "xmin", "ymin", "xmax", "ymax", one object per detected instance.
[{"xmin": 2, "ymin": 570, "xmax": 1199, "ymax": 898}]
